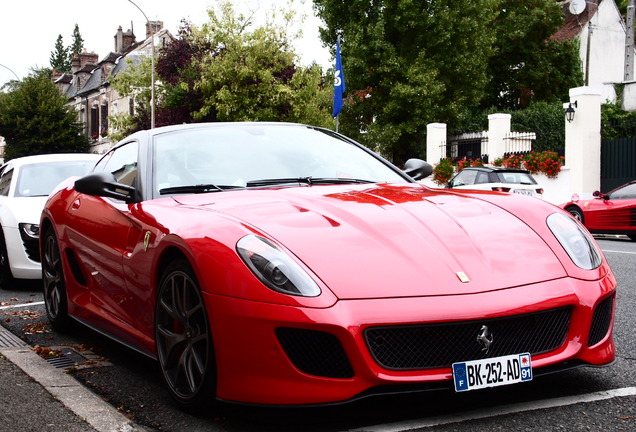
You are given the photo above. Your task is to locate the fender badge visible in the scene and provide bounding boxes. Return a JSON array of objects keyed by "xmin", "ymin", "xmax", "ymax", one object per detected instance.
[
  {"xmin": 456, "ymin": 271, "xmax": 470, "ymax": 283},
  {"xmin": 144, "ymin": 231, "xmax": 151, "ymax": 251}
]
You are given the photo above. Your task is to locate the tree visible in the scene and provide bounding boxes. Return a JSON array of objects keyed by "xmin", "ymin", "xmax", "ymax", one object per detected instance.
[
  {"xmin": 111, "ymin": 0, "xmax": 333, "ymax": 136},
  {"xmin": 0, "ymin": 70, "xmax": 89, "ymax": 160},
  {"xmin": 69, "ymin": 24, "xmax": 84, "ymax": 59},
  {"xmin": 193, "ymin": 2, "xmax": 333, "ymax": 126},
  {"xmin": 50, "ymin": 35, "xmax": 70, "ymax": 73},
  {"xmin": 49, "ymin": 25, "xmax": 84, "ymax": 74},
  {"xmin": 313, "ymin": 0, "xmax": 500, "ymax": 164},
  {"xmin": 480, "ymin": 0, "xmax": 583, "ymax": 110}
]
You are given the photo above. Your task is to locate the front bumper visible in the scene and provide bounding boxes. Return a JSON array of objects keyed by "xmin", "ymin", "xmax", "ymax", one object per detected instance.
[
  {"xmin": 204, "ymin": 273, "xmax": 616, "ymax": 406},
  {"xmin": 4, "ymin": 226, "xmax": 40, "ymax": 279}
]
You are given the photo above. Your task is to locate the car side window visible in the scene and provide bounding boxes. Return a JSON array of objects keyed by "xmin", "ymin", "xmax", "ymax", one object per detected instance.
[
  {"xmin": 100, "ymin": 141, "xmax": 139, "ymax": 187},
  {"xmin": 453, "ymin": 170, "xmax": 477, "ymax": 186},
  {"xmin": 0, "ymin": 165, "xmax": 13, "ymax": 196},
  {"xmin": 474, "ymin": 172, "xmax": 489, "ymax": 184}
]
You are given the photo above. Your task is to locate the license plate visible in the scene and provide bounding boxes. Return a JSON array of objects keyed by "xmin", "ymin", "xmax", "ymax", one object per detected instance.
[
  {"xmin": 513, "ymin": 189, "xmax": 533, "ymax": 196},
  {"xmin": 452, "ymin": 353, "xmax": 532, "ymax": 392}
]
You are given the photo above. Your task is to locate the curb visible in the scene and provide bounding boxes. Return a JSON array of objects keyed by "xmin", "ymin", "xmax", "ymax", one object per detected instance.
[{"xmin": 0, "ymin": 342, "xmax": 149, "ymax": 432}]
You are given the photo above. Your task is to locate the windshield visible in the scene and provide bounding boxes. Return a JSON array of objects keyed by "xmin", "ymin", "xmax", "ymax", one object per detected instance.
[
  {"xmin": 153, "ymin": 124, "xmax": 408, "ymax": 196},
  {"xmin": 15, "ymin": 160, "xmax": 97, "ymax": 197}
]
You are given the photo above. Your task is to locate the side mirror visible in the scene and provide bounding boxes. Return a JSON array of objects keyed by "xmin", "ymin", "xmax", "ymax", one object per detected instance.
[
  {"xmin": 75, "ymin": 171, "xmax": 136, "ymax": 203},
  {"xmin": 592, "ymin": 190, "xmax": 608, "ymax": 200},
  {"xmin": 403, "ymin": 158, "xmax": 433, "ymax": 181}
]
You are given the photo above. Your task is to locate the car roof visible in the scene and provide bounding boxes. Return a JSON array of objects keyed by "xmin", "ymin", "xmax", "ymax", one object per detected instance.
[
  {"xmin": 108, "ymin": 122, "xmax": 317, "ymax": 150},
  {"xmin": 1, "ymin": 153, "xmax": 101, "ymax": 169},
  {"xmin": 459, "ymin": 166, "xmax": 531, "ymax": 174}
]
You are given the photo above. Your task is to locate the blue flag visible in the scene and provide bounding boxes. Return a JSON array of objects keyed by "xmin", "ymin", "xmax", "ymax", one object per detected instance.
[{"xmin": 333, "ymin": 38, "xmax": 345, "ymax": 118}]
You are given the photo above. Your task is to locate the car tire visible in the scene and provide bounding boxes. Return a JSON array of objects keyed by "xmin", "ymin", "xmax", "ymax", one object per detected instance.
[
  {"xmin": 155, "ymin": 259, "xmax": 217, "ymax": 412},
  {"xmin": 0, "ymin": 231, "xmax": 15, "ymax": 290},
  {"xmin": 42, "ymin": 228, "xmax": 72, "ymax": 331},
  {"xmin": 567, "ymin": 206, "xmax": 585, "ymax": 224}
]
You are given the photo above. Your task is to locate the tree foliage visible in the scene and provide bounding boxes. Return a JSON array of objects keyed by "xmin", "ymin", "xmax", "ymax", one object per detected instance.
[
  {"xmin": 480, "ymin": 0, "xmax": 583, "ymax": 110},
  {"xmin": 0, "ymin": 70, "xmax": 89, "ymax": 160},
  {"xmin": 49, "ymin": 24, "xmax": 84, "ymax": 74},
  {"xmin": 69, "ymin": 24, "xmax": 85, "ymax": 59},
  {"xmin": 50, "ymin": 35, "xmax": 70, "ymax": 73},
  {"xmin": 110, "ymin": 0, "xmax": 333, "ymax": 137},
  {"xmin": 312, "ymin": 0, "xmax": 584, "ymax": 163},
  {"xmin": 313, "ymin": 0, "xmax": 500, "ymax": 164}
]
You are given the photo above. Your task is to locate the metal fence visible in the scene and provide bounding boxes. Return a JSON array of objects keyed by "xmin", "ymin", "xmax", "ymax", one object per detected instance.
[
  {"xmin": 503, "ymin": 130, "xmax": 565, "ymax": 159},
  {"xmin": 444, "ymin": 132, "xmax": 490, "ymax": 164}
]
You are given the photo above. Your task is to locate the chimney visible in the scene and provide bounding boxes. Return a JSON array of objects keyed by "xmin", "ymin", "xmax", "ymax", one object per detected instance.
[
  {"xmin": 114, "ymin": 26, "xmax": 123, "ymax": 53},
  {"xmin": 71, "ymin": 53, "xmax": 81, "ymax": 73},
  {"xmin": 122, "ymin": 28, "xmax": 136, "ymax": 51},
  {"xmin": 146, "ymin": 20, "xmax": 163, "ymax": 39},
  {"xmin": 78, "ymin": 49, "xmax": 99, "ymax": 69}
]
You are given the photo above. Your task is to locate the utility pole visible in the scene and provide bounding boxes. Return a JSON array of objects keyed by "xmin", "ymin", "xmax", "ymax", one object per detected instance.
[{"xmin": 625, "ymin": 0, "xmax": 635, "ymax": 81}]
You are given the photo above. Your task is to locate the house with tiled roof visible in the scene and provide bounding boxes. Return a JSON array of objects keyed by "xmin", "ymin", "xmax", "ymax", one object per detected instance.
[
  {"xmin": 553, "ymin": 0, "xmax": 631, "ymax": 104},
  {"xmin": 54, "ymin": 21, "xmax": 172, "ymax": 153}
]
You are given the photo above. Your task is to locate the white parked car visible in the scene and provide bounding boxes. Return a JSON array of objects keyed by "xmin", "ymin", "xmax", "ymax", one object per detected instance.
[
  {"xmin": 0, "ymin": 153, "xmax": 100, "ymax": 289},
  {"xmin": 446, "ymin": 166, "xmax": 544, "ymax": 199}
]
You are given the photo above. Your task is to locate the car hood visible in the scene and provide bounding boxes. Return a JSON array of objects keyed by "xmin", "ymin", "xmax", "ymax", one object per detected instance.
[
  {"xmin": 0, "ymin": 196, "xmax": 49, "ymax": 228},
  {"xmin": 174, "ymin": 184, "xmax": 567, "ymax": 299}
]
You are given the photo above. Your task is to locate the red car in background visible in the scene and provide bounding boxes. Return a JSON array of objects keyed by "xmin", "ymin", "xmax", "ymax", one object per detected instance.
[
  {"xmin": 560, "ymin": 180, "xmax": 636, "ymax": 241},
  {"xmin": 40, "ymin": 123, "xmax": 616, "ymax": 412}
]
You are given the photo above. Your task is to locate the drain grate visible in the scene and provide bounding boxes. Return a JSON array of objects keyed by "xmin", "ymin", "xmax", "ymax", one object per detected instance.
[
  {"xmin": 0, "ymin": 329, "xmax": 27, "ymax": 348},
  {"xmin": 46, "ymin": 347, "xmax": 88, "ymax": 369}
]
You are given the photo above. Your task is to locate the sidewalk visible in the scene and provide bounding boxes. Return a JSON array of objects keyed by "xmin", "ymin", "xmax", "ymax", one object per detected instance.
[{"xmin": 0, "ymin": 325, "xmax": 148, "ymax": 432}]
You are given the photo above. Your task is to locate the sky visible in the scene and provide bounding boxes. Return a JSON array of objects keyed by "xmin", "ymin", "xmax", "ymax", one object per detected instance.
[{"xmin": 0, "ymin": 0, "xmax": 332, "ymax": 86}]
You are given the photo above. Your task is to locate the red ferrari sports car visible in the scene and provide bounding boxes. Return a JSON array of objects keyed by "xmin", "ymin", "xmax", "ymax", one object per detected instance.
[
  {"xmin": 560, "ymin": 181, "xmax": 636, "ymax": 241},
  {"xmin": 41, "ymin": 123, "xmax": 616, "ymax": 411}
]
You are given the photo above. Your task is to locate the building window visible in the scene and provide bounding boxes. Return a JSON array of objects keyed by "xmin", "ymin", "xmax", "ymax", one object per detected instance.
[
  {"xmin": 90, "ymin": 106, "xmax": 99, "ymax": 140},
  {"xmin": 100, "ymin": 102, "xmax": 109, "ymax": 137}
]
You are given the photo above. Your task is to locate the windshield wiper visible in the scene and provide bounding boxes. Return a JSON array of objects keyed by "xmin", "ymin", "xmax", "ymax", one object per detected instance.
[
  {"xmin": 159, "ymin": 184, "xmax": 244, "ymax": 195},
  {"xmin": 246, "ymin": 177, "xmax": 374, "ymax": 187}
]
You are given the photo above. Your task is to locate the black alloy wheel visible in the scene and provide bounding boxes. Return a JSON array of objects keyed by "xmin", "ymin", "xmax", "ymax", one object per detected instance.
[
  {"xmin": 42, "ymin": 228, "xmax": 71, "ymax": 331},
  {"xmin": 0, "ymin": 232, "xmax": 15, "ymax": 290},
  {"xmin": 155, "ymin": 259, "xmax": 216, "ymax": 411}
]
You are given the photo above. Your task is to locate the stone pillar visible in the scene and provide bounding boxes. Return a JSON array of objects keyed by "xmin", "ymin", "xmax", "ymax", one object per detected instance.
[
  {"xmin": 564, "ymin": 87, "xmax": 602, "ymax": 199},
  {"xmin": 426, "ymin": 122, "xmax": 446, "ymax": 163},
  {"xmin": 487, "ymin": 113, "xmax": 512, "ymax": 161}
]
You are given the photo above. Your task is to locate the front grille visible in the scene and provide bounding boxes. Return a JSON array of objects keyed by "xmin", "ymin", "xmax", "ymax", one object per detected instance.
[
  {"xmin": 588, "ymin": 294, "xmax": 614, "ymax": 346},
  {"xmin": 276, "ymin": 327, "xmax": 354, "ymax": 378},
  {"xmin": 365, "ymin": 306, "xmax": 572, "ymax": 370}
]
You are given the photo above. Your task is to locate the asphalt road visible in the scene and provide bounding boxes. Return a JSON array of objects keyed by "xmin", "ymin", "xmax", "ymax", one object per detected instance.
[{"xmin": 0, "ymin": 236, "xmax": 635, "ymax": 432}]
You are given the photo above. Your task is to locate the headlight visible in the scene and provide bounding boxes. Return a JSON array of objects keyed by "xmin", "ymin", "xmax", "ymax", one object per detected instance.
[
  {"xmin": 18, "ymin": 223, "xmax": 40, "ymax": 240},
  {"xmin": 547, "ymin": 212, "xmax": 602, "ymax": 270},
  {"xmin": 236, "ymin": 235, "xmax": 321, "ymax": 297}
]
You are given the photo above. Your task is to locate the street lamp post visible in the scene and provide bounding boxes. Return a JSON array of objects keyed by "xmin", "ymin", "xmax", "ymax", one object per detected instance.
[
  {"xmin": 0, "ymin": 63, "xmax": 20, "ymax": 81},
  {"xmin": 128, "ymin": 0, "xmax": 155, "ymax": 129}
]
